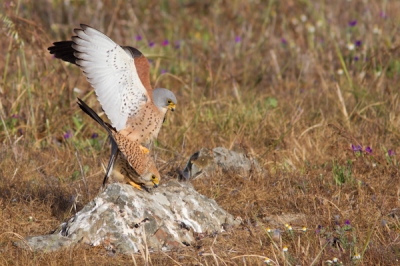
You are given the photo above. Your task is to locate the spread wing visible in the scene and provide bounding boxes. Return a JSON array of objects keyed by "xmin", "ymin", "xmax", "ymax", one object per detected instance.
[{"xmin": 51, "ymin": 24, "xmax": 153, "ymax": 131}]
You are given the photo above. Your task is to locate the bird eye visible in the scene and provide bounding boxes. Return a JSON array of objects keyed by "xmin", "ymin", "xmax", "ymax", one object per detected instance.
[
  {"xmin": 152, "ymin": 175, "xmax": 156, "ymax": 180},
  {"xmin": 167, "ymin": 100, "xmax": 172, "ymax": 104}
]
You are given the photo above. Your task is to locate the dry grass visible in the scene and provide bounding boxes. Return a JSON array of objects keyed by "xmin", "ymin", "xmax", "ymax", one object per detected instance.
[{"xmin": 0, "ymin": 0, "xmax": 399, "ymax": 265}]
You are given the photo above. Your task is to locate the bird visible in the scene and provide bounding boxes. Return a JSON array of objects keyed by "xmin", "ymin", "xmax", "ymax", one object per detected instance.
[
  {"xmin": 77, "ymin": 98, "xmax": 160, "ymax": 190},
  {"xmin": 48, "ymin": 24, "xmax": 177, "ymax": 147},
  {"xmin": 48, "ymin": 24, "xmax": 177, "ymax": 188}
]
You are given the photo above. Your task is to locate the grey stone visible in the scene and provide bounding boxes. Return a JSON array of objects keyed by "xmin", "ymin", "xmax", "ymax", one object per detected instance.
[
  {"xmin": 15, "ymin": 181, "xmax": 238, "ymax": 253},
  {"xmin": 181, "ymin": 147, "xmax": 262, "ymax": 180}
]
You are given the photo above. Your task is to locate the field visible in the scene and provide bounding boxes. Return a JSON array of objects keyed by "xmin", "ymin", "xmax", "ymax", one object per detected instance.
[{"xmin": 0, "ymin": 0, "xmax": 399, "ymax": 265}]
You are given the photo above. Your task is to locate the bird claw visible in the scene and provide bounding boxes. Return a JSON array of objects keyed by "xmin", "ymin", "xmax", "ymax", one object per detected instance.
[
  {"xmin": 140, "ymin": 146, "xmax": 149, "ymax": 154},
  {"xmin": 128, "ymin": 181, "xmax": 142, "ymax": 190}
]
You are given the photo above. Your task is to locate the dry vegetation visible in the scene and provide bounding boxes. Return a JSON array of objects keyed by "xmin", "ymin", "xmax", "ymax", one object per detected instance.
[{"xmin": 0, "ymin": 0, "xmax": 399, "ymax": 265}]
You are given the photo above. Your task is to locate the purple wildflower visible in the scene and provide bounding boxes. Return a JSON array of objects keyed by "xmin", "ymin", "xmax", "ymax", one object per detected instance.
[
  {"xmin": 354, "ymin": 56, "xmax": 359, "ymax": 61},
  {"xmin": 64, "ymin": 130, "xmax": 72, "ymax": 139},
  {"xmin": 388, "ymin": 150, "xmax": 394, "ymax": 156},
  {"xmin": 148, "ymin": 41, "xmax": 155, "ymax": 48},
  {"xmin": 174, "ymin": 40, "xmax": 181, "ymax": 49},
  {"xmin": 348, "ymin": 20, "xmax": 357, "ymax": 27},
  {"xmin": 91, "ymin": 133, "xmax": 98, "ymax": 139},
  {"xmin": 380, "ymin": 11, "xmax": 387, "ymax": 19},
  {"xmin": 355, "ymin": 40, "xmax": 362, "ymax": 47},
  {"xmin": 135, "ymin": 35, "xmax": 142, "ymax": 41},
  {"xmin": 160, "ymin": 69, "xmax": 167, "ymax": 74},
  {"xmin": 281, "ymin": 38, "xmax": 287, "ymax": 45},
  {"xmin": 351, "ymin": 144, "xmax": 362, "ymax": 152},
  {"xmin": 161, "ymin": 39, "xmax": 169, "ymax": 46},
  {"xmin": 11, "ymin": 114, "xmax": 19, "ymax": 118},
  {"xmin": 365, "ymin": 146, "xmax": 372, "ymax": 154},
  {"xmin": 235, "ymin": 36, "xmax": 241, "ymax": 43},
  {"xmin": 343, "ymin": 219, "xmax": 352, "ymax": 231},
  {"xmin": 316, "ymin": 225, "xmax": 322, "ymax": 234}
]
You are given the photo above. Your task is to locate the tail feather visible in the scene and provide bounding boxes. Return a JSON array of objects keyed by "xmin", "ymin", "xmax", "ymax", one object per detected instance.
[
  {"xmin": 77, "ymin": 98, "xmax": 114, "ymax": 137},
  {"xmin": 102, "ymin": 139, "xmax": 119, "ymax": 188},
  {"xmin": 78, "ymin": 98, "xmax": 119, "ymax": 189}
]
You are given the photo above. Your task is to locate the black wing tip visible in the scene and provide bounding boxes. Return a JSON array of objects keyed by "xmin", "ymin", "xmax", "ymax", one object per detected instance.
[
  {"xmin": 122, "ymin": 46, "xmax": 143, "ymax": 58},
  {"xmin": 79, "ymin": 24, "xmax": 90, "ymax": 30},
  {"xmin": 47, "ymin": 40, "xmax": 78, "ymax": 64}
]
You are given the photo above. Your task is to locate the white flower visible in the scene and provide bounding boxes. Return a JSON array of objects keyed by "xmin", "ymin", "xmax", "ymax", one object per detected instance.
[
  {"xmin": 300, "ymin": 14, "xmax": 307, "ymax": 22},
  {"xmin": 307, "ymin": 24, "xmax": 316, "ymax": 33},
  {"xmin": 73, "ymin": 87, "xmax": 83, "ymax": 94},
  {"xmin": 347, "ymin": 43, "xmax": 355, "ymax": 51},
  {"xmin": 264, "ymin": 258, "xmax": 271, "ymax": 264},
  {"xmin": 283, "ymin": 246, "xmax": 288, "ymax": 252},
  {"xmin": 337, "ymin": 69, "xmax": 344, "ymax": 75},
  {"xmin": 373, "ymin": 25, "xmax": 382, "ymax": 35}
]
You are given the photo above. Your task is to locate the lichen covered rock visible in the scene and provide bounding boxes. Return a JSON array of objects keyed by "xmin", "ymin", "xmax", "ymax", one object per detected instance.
[{"xmin": 15, "ymin": 181, "xmax": 237, "ymax": 254}]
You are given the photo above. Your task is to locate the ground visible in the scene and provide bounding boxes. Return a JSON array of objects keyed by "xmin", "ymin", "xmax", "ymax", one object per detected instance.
[{"xmin": 0, "ymin": 0, "xmax": 399, "ymax": 265}]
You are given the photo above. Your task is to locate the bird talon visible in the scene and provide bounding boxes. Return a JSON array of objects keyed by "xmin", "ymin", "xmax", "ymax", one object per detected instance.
[
  {"xmin": 140, "ymin": 146, "xmax": 150, "ymax": 154},
  {"xmin": 128, "ymin": 181, "xmax": 142, "ymax": 190}
]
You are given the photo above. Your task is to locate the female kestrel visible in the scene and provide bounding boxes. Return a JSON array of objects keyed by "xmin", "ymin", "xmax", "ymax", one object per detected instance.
[{"xmin": 78, "ymin": 98, "xmax": 160, "ymax": 190}]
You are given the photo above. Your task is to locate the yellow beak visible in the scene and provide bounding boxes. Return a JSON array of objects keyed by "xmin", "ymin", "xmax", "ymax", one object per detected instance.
[{"xmin": 168, "ymin": 103, "xmax": 176, "ymax": 112}]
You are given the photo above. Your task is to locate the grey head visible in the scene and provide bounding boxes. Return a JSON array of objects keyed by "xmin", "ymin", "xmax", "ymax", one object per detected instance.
[{"xmin": 152, "ymin": 88, "xmax": 177, "ymax": 113}]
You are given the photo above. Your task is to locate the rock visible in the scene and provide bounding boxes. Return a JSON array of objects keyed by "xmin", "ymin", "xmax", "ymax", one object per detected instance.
[
  {"xmin": 181, "ymin": 147, "xmax": 262, "ymax": 180},
  {"xmin": 263, "ymin": 213, "xmax": 306, "ymax": 227},
  {"xmin": 15, "ymin": 181, "xmax": 238, "ymax": 253}
]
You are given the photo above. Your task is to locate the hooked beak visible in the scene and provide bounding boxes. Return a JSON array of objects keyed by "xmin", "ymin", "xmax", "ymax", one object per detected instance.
[
  {"xmin": 153, "ymin": 183, "xmax": 158, "ymax": 188},
  {"xmin": 168, "ymin": 103, "xmax": 176, "ymax": 112}
]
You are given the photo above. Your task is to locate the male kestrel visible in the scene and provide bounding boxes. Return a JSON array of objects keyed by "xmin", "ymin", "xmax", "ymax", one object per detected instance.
[
  {"xmin": 78, "ymin": 98, "xmax": 160, "ymax": 190},
  {"xmin": 48, "ymin": 24, "xmax": 177, "ymax": 188},
  {"xmin": 48, "ymin": 24, "xmax": 177, "ymax": 146}
]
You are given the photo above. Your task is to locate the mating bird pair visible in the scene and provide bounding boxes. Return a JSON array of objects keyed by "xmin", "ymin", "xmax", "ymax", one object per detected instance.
[{"xmin": 48, "ymin": 24, "xmax": 177, "ymax": 190}]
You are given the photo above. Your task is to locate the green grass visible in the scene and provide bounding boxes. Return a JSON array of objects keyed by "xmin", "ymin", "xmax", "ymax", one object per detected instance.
[{"xmin": 0, "ymin": 0, "xmax": 399, "ymax": 265}]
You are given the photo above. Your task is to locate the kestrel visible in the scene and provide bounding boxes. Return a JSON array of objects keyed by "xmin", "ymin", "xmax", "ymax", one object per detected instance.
[
  {"xmin": 48, "ymin": 24, "xmax": 177, "ymax": 188},
  {"xmin": 48, "ymin": 24, "xmax": 177, "ymax": 147},
  {"xmin": 78, "ymin": 98, "xmax": 159, "ymax": 190}
]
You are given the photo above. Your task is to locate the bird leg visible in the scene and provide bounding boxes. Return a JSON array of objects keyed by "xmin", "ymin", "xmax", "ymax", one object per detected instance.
[
  {"xmin": 139, "ymin": 145, "xmax": 149, "ymax": 154},
  {"xmin": 128, "ymin": 181, "xmax": 142, "ymax": 190}
]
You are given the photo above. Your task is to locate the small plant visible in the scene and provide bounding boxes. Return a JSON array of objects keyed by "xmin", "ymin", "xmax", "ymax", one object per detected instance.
[
  {"xmin": 317, "ymin": 219, "xmax": 362, "ymax": 263},
  {"xmin": 332, "ymin": 160, "xmax": 353, "ymax": 185}
]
